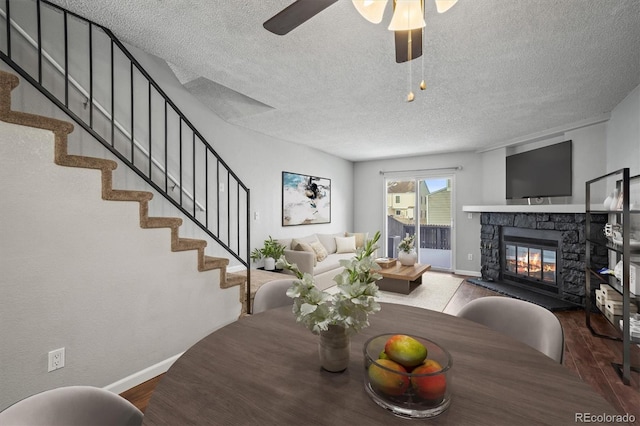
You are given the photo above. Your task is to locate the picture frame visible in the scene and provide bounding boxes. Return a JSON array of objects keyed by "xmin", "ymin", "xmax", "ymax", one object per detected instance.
[{"xmin": 282, "ymin": 171, "xmax": 331, "ymax": 226}]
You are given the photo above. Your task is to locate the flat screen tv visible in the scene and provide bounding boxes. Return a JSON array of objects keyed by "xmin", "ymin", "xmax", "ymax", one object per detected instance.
[{"xmin": 506, "ymin": 140, "xmax": 572, "ymax": 199}]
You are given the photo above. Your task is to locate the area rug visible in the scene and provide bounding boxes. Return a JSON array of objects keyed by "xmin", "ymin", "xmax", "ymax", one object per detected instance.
[{"xmin": 375, "ymin": 272, "xmax": 463, "ymax": 312}]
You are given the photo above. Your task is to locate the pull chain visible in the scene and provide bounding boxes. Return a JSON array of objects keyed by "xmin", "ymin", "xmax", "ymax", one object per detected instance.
[
  {"xmin": 420, "ymin": 25, "xmax": 426, "ymax": 90},
  {"xmin": 420, "ymin": 1, "xmax": 426, "ymax": 91},
  {"xmin": 407, "ymin": 31, "xmax": 414, "ymax": 102}
]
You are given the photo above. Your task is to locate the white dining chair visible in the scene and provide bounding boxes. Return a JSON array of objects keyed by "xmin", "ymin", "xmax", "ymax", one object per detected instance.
[
  {"xmin": 456, "ymin": 296, "xmax": 564, "ymax": 363},
  {"xmin": 0, "ymin": 385, "xmax": 143, "ymax": 426},
  {"xmin": 252, "ymin": 279, "xmax": 295, "ymax": 314}
]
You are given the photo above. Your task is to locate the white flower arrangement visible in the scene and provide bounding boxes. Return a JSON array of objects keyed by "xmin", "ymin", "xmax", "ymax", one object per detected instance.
[
  {"xmin": 398, "ymin": 234, "xmax": 415, "ymax": 253},
  {"xmin": 276, "ymin": 231, "xmax": 383, "ymax": 335}
]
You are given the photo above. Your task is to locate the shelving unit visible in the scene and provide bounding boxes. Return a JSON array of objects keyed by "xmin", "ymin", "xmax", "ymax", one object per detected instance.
[{"xmin": 585, "ymin": 168, "xmax": 640, "ymax": 385}]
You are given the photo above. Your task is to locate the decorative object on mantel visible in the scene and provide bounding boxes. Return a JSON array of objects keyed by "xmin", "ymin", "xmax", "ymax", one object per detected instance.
[
  {"xmin": 397, "ymin": 234, "xmax": 417, "ymax": 266},
  {"xmin": 250, "ymin": 236, "xmax": 286, "ymax": 271},
  {"xmin": 277, "ymin": 232, "xmax": 382, "ymax": 372}
]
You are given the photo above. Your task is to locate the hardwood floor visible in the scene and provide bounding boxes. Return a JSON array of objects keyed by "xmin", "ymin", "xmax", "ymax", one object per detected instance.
[
  {"xmin": 122, "ymin": 279, "xmax": 640, "ymax": 423},
  {"xmin": 120, "ymin": 375, "xmax": 162, "ymax": 414}
]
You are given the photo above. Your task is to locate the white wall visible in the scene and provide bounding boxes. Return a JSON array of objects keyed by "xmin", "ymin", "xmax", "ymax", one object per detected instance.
[
  {"xmin": 0, "ymin": 121, "xmax": 240, "ymax": 410},
  {"xmin": 479, "ymin": 122, "xmax": 607, "ymax": 205},
  {"xmin": 481, "ymin": 147, "xmax": 506, "ymax": 205},
  {"xmin": 606, "ymin": 84, "xmax": 640, "ymax": 175}
]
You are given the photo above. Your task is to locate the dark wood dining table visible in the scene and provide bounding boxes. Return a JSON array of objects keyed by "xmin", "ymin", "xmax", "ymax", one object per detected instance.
[{"xmin": 142, "ymin": 303, "xmax": 623, "ymax": 425}]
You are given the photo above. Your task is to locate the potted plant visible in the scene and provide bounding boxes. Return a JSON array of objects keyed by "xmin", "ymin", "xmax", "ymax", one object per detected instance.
[
  {"xmin": 251, "ymin": 236, "xmax": 285, "ymax": 270},
  {"xmin": 276, "ymin": 231, "xmax": 382, "ymax": 372},
  {"xmin": 397, "ymin": 234, "xmax": 417, "ymax": 266}
]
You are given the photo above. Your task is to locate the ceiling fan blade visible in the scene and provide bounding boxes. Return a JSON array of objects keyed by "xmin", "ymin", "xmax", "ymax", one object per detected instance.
[
  {"xmin": 263, "ymin": 0, "xmax": 339, "ymax": 35},
  {"xmin": 395, "ymin": 28, "xmax": 423, "ymax": 63},
  {"xmin": 435, "ymin": 0, "xmax": 458, "ymax": 13}
]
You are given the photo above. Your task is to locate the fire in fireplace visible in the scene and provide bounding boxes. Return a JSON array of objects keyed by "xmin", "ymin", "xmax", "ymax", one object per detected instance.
[
  {"xmin": 504, "ymin": 244, "xmax": 556, "ymax": 283},
  {"xmin": 501, "ymin": 227, "xmax": 562, "ymax": 294}
]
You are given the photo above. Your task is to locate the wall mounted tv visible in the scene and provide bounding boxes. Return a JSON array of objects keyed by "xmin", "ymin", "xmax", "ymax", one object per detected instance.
[{"xmin": 505, "ymin": 140, "xmax": 572, "ymax": 199}]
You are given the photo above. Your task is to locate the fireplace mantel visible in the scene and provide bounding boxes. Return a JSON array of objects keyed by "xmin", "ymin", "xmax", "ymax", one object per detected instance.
[{"xmin": 462, "ymin": 204, "xmax": 584, "ymax": 213}]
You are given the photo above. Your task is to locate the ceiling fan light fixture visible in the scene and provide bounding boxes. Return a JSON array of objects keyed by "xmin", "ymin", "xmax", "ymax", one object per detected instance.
[
  {"xmin": 435, "ymin": 0, "xmax": 458, "ymax": 13},
  {"xmin": 352, "ymin": 0, "xmax": 388, "ymax": 24},
  {"xmin": 388, "ymin": 0, "xmax": 425, "ymax": 31}
]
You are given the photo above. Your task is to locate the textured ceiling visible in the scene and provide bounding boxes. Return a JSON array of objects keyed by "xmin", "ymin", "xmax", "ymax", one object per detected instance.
[{"xmin": 49, "ymin": 0, "xmax": 640, "ymax": 162}]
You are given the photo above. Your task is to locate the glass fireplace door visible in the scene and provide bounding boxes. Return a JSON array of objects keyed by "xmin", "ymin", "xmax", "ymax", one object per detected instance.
[{"xmin": 504, "ymin": 242, "xmax": 557, "ymax": 284}]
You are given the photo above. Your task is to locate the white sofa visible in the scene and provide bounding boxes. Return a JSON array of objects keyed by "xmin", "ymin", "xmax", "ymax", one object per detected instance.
[{"xmin": 277, "ymin": 232, "xmax": 368, "ymax": 290}]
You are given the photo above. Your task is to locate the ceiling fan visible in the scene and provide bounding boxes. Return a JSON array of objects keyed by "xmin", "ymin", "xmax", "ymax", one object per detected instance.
[{"xmin": 263, "ymin": 0, "xmax": 458, "ymax": 63}]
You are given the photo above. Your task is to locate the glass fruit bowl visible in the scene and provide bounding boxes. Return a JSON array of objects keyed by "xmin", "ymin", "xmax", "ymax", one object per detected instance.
[{"xmin": 363, "ymin": 333, "xmax": 452, "ymax": 419}]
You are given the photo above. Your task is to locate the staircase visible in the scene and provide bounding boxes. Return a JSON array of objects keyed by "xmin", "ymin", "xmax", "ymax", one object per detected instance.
[
  {"xmin": 0, "ymin": 69, "xmax": 248, "ymax": 313},
  {"xmin": 0, "ymin": 0, "xmax": 251, "ymax": 313}
]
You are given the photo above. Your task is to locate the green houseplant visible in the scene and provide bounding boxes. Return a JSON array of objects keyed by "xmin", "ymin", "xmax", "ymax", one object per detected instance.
[
  {"xmin": 251, "ymin": 236, "xmax": 286, "ymax": 270},
  {"xmin": 397, "ymin": 234, "xmax": 417, "ymax": 266}
]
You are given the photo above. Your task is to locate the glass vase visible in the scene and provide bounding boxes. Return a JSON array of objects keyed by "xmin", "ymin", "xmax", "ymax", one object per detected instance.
[{"xmin": 318, "ymin": 325, "xmax": 350, "ymax": 372}]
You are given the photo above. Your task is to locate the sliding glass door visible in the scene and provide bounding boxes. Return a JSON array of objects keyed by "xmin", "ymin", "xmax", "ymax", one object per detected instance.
[{"xmin": 385, "ymin": 176, "xmax": 453, "ymax": 271}]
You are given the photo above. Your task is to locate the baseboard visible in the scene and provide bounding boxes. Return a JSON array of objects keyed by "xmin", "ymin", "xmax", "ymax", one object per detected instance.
[
  {"xmin": 454, "ymin": 269, "xmax": 481, "ymax": 277},
  {"xmin": 104, "ymin": 352, "xmax": 184, "ymax": 395}
]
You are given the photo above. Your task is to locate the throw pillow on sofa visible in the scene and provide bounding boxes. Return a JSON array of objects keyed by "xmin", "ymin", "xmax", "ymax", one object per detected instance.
[
  {"xmin": 346, "ymin": 232, "xmax": 368, "ymax": 249},
  {"xmin": 309, "ymin": 241, "xmax": 328, "ymax": 262},
  {"xmin": 335, "ymin": 236, "xmax": 357, "ymax": 253},
  {"xmin": 316, "ymin": 233, "xmax": 345, "ymax": 254},
  {"xmin": 293, "ymin": 241, "xmax": 317, "ymax": 266}
]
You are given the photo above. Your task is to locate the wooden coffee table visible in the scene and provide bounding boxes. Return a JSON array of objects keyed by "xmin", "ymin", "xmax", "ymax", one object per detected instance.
[{"xmin": 377, "ymin": 263, "xmax": 431, "ymax": 294}]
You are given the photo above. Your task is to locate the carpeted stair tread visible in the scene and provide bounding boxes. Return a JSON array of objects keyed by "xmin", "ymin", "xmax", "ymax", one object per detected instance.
[
  {"xmin": 223, "ymin": 273, "xmax": 247, "ymax": 289},
  {"xmin": 105, "ymin": 189, "xmax": 154, "ymax": 202},
  {"xmin": 0, "ymin": 71, "xmax": 19, "ymax": 90},
  {"xmin": 174, "ymin": 238, "xmax": 207, "ymax": 251},
  {"xmin": 144, "ymin": 217, "xmax": 183, "ymax": 229},
  {"xmin": 0, "ymin": 69, "xmax": 248, "ymax": 315},
  {"xmin": 201, "ymin": 256, "xmax": 229, "ymax": 271},
  {"xmin": 58, "ymin": 155, "xmax": 117, "ymax": 170},
  {"xmin": 466, "ymin": 278, "xmax": 581, "ymax": 311}
]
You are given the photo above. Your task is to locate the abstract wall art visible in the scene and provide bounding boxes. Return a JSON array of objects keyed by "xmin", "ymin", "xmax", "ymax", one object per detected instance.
[{"xmin": 282, "ymin": 171, "xmax": 331, "ymax": 226}]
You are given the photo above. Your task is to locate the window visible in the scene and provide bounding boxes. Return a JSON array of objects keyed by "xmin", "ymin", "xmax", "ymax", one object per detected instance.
[{"xmin": 395, "ymin": 195, "xmax": 400, "ymax": 203}]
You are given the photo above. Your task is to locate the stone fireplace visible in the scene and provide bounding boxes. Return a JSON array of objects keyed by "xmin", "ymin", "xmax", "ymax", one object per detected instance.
[{"xmin": 480, "ymin": 212, "xmax": 606, "ymax": 306}]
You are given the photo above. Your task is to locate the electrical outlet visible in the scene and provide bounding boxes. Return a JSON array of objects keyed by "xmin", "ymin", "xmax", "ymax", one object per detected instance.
[
  {"xmin": 467, "ymin": 253, "xmax": 473, "ymax": 261},
  {"xmin": 467, "ymin": 213, "xmax": 473, "ymax": 219},
  {"xmin": 48, "ymin": 348, "xmax": 65, "ymax": 372}
]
